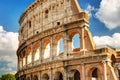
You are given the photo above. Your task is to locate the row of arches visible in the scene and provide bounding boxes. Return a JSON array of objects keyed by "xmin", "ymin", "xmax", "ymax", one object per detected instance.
[
  {"xmin": 23, "ymin": 68, "xmax": 100, "ymax": 80},
  {"xmin": 19, "ymin": 33, "xmax": 81, "ymax": 69}
]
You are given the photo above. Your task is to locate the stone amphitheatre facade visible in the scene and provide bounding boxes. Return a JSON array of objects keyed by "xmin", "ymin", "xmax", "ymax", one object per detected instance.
[{"xmin": 16, "ymin": 0, "xmax": 120, "ymax": 80}]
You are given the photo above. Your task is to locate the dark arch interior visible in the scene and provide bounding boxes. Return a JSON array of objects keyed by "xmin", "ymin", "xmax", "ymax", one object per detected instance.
[
  {"xmin": 92, "ymin": 68, "xmax": 98, "ymax": 78},
  {"xmin": 34, "ymin": 76, "xmax": 38, "ymax": 80},
  {"xmin": 74, "ymin": 70, "xmax": 80, "ymax": 80},
  {"xmin": 27, "ymin": 77, "xmax": 30, "ymax": 80},
  {"xmin": 42, "ymin": 74, "xmax": 49, "ymax": 80},
  {"xmin": 59, "ymin": 73, "xmax": 63, "ymax": 80},
  {"xmin": 111, "ymin": 54, "xmax": 116, "ymax": 66}
]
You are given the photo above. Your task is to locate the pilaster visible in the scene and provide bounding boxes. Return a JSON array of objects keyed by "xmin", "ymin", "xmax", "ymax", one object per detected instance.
[
  {"xmin": 63, "ymin": 30, "xmax": 70, "ymax": 58},
  {"xmin": 31, "ymin": 44, "xmax": 34, "ymax": 66},
  {"xmin": 50, "ymin": 36, "xmax": 53, "ymax": 61},
  {"xmin": 102, "ymin": 60, "xmax": 107, "ymax": 80},
  {"xmin": 39, "ymin": 40, "xmax": 42, "ymax": 63},
  {"xmin": 81, "ymin": 63, "xmax": 86, "ymax": 80}
]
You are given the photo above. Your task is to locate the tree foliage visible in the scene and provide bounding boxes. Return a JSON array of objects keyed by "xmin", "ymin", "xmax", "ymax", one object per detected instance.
[{"xmin": 0, "ymin": 73, "xmax": 16, "ymax": 80}]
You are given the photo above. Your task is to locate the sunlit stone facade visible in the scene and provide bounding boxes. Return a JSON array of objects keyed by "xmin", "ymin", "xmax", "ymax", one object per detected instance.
[{"xmin": 16, "ymin": 0, "xmax": 120, "ymax": 80}]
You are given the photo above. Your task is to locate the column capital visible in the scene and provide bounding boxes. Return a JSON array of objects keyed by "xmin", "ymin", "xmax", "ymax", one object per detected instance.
[
  {"xmin": 102, "ymin": 59, "xmax": 111, "ymax": 64},
  {"xmin": 79, "ymin": 23, "xmax": 89, "ymax": 28}
]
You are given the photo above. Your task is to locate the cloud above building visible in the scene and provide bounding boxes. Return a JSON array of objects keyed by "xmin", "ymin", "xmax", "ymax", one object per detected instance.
[
  {"xmin": 0, "ymin": 26, "xmax": 18, "ymax": 76},
  {"xmin": 85, "ymin": 4, "xmax": 96, "ymax": 18},
  {"xmin": 96, "ymin": 0, "xmax": 120, "ymax": 29},
  {"xmin": 94, "ymin": 33, "xmax": 120, "ymax": 49}
]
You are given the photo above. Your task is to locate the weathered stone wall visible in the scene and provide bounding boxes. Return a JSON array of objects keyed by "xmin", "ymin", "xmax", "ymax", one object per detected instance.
[{"xmin": 16, "ymin": 0, "xmax": 120, "ymax": 80}]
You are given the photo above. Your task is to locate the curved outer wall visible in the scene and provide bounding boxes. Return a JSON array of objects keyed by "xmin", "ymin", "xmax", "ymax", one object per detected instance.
[{"xmin": 16, "ymin": 0, "xmax": 120, "ymax": 80}]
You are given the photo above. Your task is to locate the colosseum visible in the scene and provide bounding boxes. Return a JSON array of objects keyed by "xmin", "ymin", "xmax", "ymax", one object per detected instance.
[{"xmin": 16, "ymin": 0, "xmax": 120, "ymax": 80}]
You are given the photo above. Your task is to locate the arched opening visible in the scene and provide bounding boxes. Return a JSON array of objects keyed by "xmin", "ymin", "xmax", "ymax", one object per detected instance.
[
  {"xmin": 92, "ymin": 68, "xmax": 98, "ymax": 79},
  {"xmin": 45, "ymin": 9, "xmax": 49, "ymax": 18},
  {"xmin": 27, "ymin": 48, "xmax": 32, "ymax": 64},
  {"xmin": 91, "ymin": 68, "xmax": 100, "ymax": 80},
  {"xmin": 34, "ymin": 48, "xmax": 39, "ymax": 61},
  {"xmin": 118, "ymin": 69, "xmax": 120, "ymax": 80},
  {"xmin": 111, "ymin": 54, "xmax": 116, "ymax": 67},
  {"xmin": 72, "ymin": 34, "xmax": 80, "ymax": 52},
  {"xmin": 34, "ymin": 43, "xmax": 40, "ymax": 61},
  {"xmin": 22, "ymin": 51, "xmax": 26, "ymax": 66},
  {"xmin": 33, "ymin": 75, "xmax": 38, "ymax": 80},
  {"xmin": 19, "ymin": 56, "xmax": 22, "ymax": 69},
  {"xmin": 42, "ymin": 74, "xmax": 49, "ymax": 80},
  {"xmin": 44, "ymin": 43, "xmax": 50, "ymax": 59},
  {"xmin": 59, "ymin": 73, "xmax": 63, "ymax": 80},
  {"xmin": 27, "ymin": 77, "xmax": 30, "ymax": 80},
  {"xmin": 23, "ymin": 56, "xmax": 26, "ymax": 66},
  {"xmin": 57, "ymin": 38, "xmax": 64, "ymax": 55},
  {"xmin": 74, "ymin": 70, "xmax": 80, "ymax": 80},
  {"xmin": 54, "ymin": 72, "xmax": 63, "ymax": 80},
  {"xmin": 28, "ymin": 21, "xmax": 31, "ymax": 28}
]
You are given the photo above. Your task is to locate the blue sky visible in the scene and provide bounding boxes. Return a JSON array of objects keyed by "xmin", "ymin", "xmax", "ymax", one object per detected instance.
[
  {"xmin": 0, "ymin": 0, "xmax": 34, "ymax": 32},
  {"xmin": 0, "ymin": 0, "xmax": 120, "ymax": 76}
]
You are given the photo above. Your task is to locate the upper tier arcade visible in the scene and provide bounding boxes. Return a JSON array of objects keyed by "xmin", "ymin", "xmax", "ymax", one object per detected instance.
[{"xmin": 18, "ymin": 0, "xmax": 87, "ymax": 46}]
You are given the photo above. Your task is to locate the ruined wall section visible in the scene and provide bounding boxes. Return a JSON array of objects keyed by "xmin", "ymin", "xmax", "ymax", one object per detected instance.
[{"xmin": 18, "ymin": 0, "xmax": 82, "ymax": 46}]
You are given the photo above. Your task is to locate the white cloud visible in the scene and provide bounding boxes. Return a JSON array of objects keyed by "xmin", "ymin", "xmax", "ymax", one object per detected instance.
[
  {"xmin": 85, "ymin": 4, "xmax": 96, "ymax": 18},
  {"xmin": 0, "ymin": 26, "xmax": 18, "ymax": 76},
  {"xmin": 94, "ymin": 33, "xmax": 120, "ymax": 49},
  {"xmin": 96, "ymin": 0, "xmax": 120, "ymax": 29},
  {"xmin": 0, "ymin": 26, "xmax": 18, "ymax": 50}
]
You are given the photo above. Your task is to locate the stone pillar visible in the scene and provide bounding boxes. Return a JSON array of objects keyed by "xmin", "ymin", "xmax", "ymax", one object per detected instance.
[
  {"xmin": 38, "ymin": 71, "xmax": 41, "ymax": 80},
  {"xmin": 64, "ymin": 66, "xmax": 69, "ymax": 80},
  {"xmin": 67, "ymin": 38, "xmax": 72, "ymax": 53},
  {"xmin": 52, "ymin": 36, "xmax": 56, "ymax": 59},
  {"xmin": 39, "ymin": 40, "xmax": 42, "ymax": 63},
  {"xmin": 26, "ymin": 49, "xmax": 28, "ymax": 68},
  {"xmin": 21, "ymin": 54, "xmax": 23, "ymax": 69},
  {"xmin": 50, "ymin": 36, "xmax": 53, "ymax": 61},
  {"xmin": 102, "ymin": 60, "xmax": 107, "ymax": 80},
  {"xmin": 50, "ymin": 68, "xmax": 52, "ymax": 80},
  {"xmin": 81, "ymin": 63, "xmax": 86, "ymax": 80},
  {"xmin": 31, "ymin": 44, "xmax": 34, "ymax": 66},
  {"xmin": 63, "ymin": 31, "xmax": 69, "ymax": 58},
  {"xmin": 41, "ymin": 40, "xmax": 44, "ymax": 62},
  {"xmin": 80, "ymin": 27, "xmax": 85, "ymax": 51},
  {"xmin": 18, "ymin": 56, "xmax": 20, "ymax": 71}
]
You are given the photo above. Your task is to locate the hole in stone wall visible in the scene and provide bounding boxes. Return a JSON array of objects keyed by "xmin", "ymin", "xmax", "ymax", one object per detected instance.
[
  {"xmin": 36, "ymin": 31, "xmax": 39, "ymax": 34},
  {"xmin": 45, "ymin": 10, "xmax": 49, "ymax": 18},
  {"xmin": 29, "ymin": 21, "xmax": 31, "ymax": 28},
  {"xmin": 57, "ymin": 22, "xmax": 60, "ymax": 26}
]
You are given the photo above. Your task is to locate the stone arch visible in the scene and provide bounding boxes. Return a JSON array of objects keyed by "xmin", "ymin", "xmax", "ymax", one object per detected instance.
[
  {"xmin": 74, "ymin": 70, "xmax": 80, "ymax": 80},
  {"xmin": 27, "ymin": 47, "xmax": 32, "ymax": 64},
  {"xmin": 33, "ymin": 75, "xmax": 38, "ymax": 80},
  {"xmin": 26, "ymin": 77, "xmax": 30, "ymax": 80},
  {"xmin": 42, "ymin": 73, "xmax": 49, "ymax": 80},
  {"xmin": 19, "ymin": 54, "xmax": 23, "ymax": 69},
  {"xmin": 68, "ymin": 29, "xmax": 81, "ymax": 52},
  {"xmin": 43, "ymin": 39, "xmax": 50, "ymax": 59},
  {"xmin": 22, "ymin": 50, "xmax": 26, "ymax": 67},
  {"xmin": 45, "ymin": 9, "xmax": 49, "ymax": 18},
  {"xmin": 72, "ymin": 33, "xmax": 80, "ymax": 52},
  {"xmin": 54, "ymin": 71, "xmax": 63, "ymax": 80},
  {"xmin": 34, "ymin": 42, "xmax": 40, "ymax": 61},
  {"xmin": 69, "ymin": 69, "xmax": 81, "ymax": 80},
  {"xmin": 54, "ymin": 35, "xmax": 64, "ymax": 56},
  {"xmin": 111, "ymin": 54, "xmax": 116, "ymax": 67},
  {"xmin": 89, "ymin": 67, "xmax": 101, "ymax": 80},
  {"xmin": 117, "ymin": 69, "xmax": 120, "ymax": 80}
]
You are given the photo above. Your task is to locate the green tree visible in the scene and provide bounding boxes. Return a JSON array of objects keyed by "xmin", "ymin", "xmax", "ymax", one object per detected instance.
[{"xmin": 0, "ymin": 74, "xmax": 16, "ymax": 80}]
